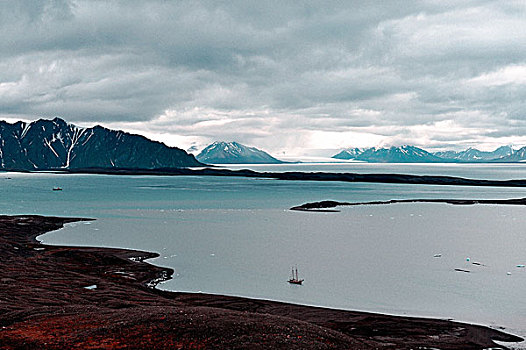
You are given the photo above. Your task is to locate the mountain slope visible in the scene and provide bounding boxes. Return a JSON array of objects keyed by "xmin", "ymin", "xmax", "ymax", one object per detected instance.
[
  {"xmin": 332, "ymin": 146, "xmax": 443, "ymax": 163},
  {"xmin": 332, "ymin": 145, "xmax": 519, "ymax": 163},
  {"xmin": 493, "ymin": 146, "xmax": 526, "ymax": 162},
  {"xmin": 434, "ymin": 146, "xmax": 514, "ymax": 162},
  {"xmin": 196, "ymin": 141, "xmax": 282, "ymax": 164},
  {"xmin": 0, "ymin": 117, "xmax": 202, "ymax": 170},
  {"xmin": 332, "ymin": 148, "xmax": 365, "ymax": 160},
  {"xmin": 356, "ymin": 146, "xmax": 444, "ymax": 163}
]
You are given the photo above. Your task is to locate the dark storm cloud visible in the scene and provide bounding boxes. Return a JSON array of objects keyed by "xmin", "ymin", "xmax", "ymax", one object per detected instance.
[{"xmin": 0, "ymin": 1, "xmax": 525, "ymax": 153}]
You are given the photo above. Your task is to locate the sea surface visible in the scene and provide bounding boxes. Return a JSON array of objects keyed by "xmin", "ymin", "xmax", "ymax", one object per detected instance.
[{"xmin": 4, "ymin": 163, "xmax": 526, "ymax": 344}]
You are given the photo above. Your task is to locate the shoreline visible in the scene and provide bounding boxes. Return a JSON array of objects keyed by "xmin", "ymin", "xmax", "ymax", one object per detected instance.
[
  {"xmin": 6, "ymin": 166, "xmax": 526, "ymax": 187},
  {"xmin": 0, "ymin": 215, "xmax": 522, "ymax": 349}
]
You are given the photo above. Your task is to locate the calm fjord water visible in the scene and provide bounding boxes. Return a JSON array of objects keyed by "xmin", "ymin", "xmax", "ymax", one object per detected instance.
[{"xmin": 4, "ymin": 163, "xmax": 526, "ymax": 341}]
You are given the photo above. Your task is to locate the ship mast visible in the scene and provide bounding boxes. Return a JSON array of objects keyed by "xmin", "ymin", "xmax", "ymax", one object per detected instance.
[{"xmin": 288, "ymin": 265, "xmax": 303, "ymax": 284}]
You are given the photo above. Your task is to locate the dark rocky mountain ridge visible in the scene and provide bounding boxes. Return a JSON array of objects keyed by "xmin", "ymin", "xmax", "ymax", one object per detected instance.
[{"xmin": 0, "ymin": 117, "xmax": 201, "ymax": 170}]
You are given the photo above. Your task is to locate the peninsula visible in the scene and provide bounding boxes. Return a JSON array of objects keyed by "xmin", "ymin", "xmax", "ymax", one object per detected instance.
[{"xmin": 0, "ymin": 215, "xmax": 521, "ymax": 349}]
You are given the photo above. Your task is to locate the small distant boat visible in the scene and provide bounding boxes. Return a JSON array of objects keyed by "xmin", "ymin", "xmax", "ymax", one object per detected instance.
[
  {"xmin": 288, "ymin": 266, "xmax": 304, "ymax": 285},
  {"xmin": 52, "ymin": 187, "xmax": 63, "ymax": 191},
  {"xmin": 454, "ymin": 268, "xmax": 470, "ymax": 273}
]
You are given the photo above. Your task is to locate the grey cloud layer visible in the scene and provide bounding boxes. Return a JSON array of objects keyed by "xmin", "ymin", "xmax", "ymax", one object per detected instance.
[{"xmin": 1, "ymin": 0, "xmax": 525, "ymax": 152}]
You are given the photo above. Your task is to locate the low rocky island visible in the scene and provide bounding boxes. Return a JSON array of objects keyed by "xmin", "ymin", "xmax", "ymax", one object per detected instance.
[
  {"xmin": 291, "ymin": 197, "xmax": 526, "ymax": 212},
  {"xmin": 58, "ymin": 167, "xmax": 526, "ymax": 188},
  {"xmin": 0, "ymin": 215, "xmax": 522, "ymax": 349}
]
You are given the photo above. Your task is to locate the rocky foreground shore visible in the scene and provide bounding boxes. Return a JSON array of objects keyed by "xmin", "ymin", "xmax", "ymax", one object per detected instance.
[{"xmin": 0, "ymin": 215, "xmax": 522, "ymax": 349}]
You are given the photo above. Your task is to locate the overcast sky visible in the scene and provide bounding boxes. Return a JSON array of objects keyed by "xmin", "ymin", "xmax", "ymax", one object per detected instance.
[{"xmin": 1, "ymin": 1, "xmax": 525, "ymax": 156}]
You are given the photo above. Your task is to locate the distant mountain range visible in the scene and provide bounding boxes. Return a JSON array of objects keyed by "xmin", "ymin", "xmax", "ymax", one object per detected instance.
[
  {"xmin": 434, "ymin": 146, "xmax": 514, "ymax": 162},
  {"xmin": 196, "ymin": 141, "xmax": 283, "ymax": 164},
  {"xmin": 334, "ymin": 145, "xmax": 442, "ymax": 163},
  {"xmin": 332, "ymin": 145, "xmax": 525, "ymax": 163},
  {"xmin": 0, "ymin": 118, "xmax": 202, "ymax": 170},
  {"xmin": 3, "ymin": 117, "xmax": 525, "ymax": 169}
]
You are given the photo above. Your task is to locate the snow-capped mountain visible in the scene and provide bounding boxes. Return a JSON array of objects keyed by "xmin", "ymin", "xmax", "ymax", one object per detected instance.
[
  {"xmin": 357, "ymin": 146, "xmax": 443, "ymax": 163},
  {"xmin": 332, "ymin": 145, "xmax": 521, "ymax": 163},
  {"xmin": 332, "ymin": 148, "xmax": 365, "ymax": 160},
  {"xmin": 0, "ymin": 117, "xmax": 201, "ymax": 170},
  {"xmin": 434, "ymin": 146, "xmax": 514, "ymax": 162},
  {"xmin": 493, "ymin": 146, "xmax": 526, "ymax": 162},
  {"xmin": 332, "ymin": 146, "xmax": 442, "ymax": 163},
  {"xmin": 196, "ymin": 141, "xmax": 283, "ymax": 164}
]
